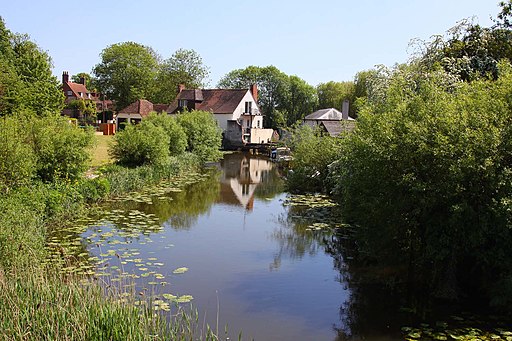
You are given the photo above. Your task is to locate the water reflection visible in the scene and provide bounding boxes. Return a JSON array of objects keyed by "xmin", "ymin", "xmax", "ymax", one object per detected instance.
[
  {"xmin": 82, "ymin": 152, "xmax": 356, "ymax": 340},
  {"xmin": 218, "ymin": 152, "xmax": 283, "ymax": 210}
]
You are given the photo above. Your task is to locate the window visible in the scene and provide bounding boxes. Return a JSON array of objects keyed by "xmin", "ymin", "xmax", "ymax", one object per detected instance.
[
  {"xmin": 67, "ymin": 90, "xmax": 73, "ymax": 96},
  {"xmin": 87, "ymin": 93, "xmax": 91, "ymax": 99},
  {"xmin": 247, "ymin": 119, "xmax": 251, "ymax": 127},
  {"xmin": 244, "ymin": 101, "xmax": 252, "ymax": 114},
  {"xmin": 257, "ymin": 120, "xmax": 260, "ymax": 128},
  {"xmin": 179, "ymin": 99, "xmax": 188, "ymax": 108},
  {"xmin": 78, "ymin": 92, "xmax": 83, "ymax": 97}
]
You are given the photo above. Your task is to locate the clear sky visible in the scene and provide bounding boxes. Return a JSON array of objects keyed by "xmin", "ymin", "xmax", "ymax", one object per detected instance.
[{"xmin": 1, "ymin": 0, "xmax": 500, "ymax": 87}]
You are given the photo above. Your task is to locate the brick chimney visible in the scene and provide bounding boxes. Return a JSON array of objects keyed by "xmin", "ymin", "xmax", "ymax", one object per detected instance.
[
  {"xmin": 79, "ymin": 76, "xmax": 86, "ymax": 85},
  {"xmin": 250, "ymin": 84, "xmax": 258, "ymax": 102},
  {"xmin": 342, "ymin": 100, "xmax": 349, "ymax": 120},
  {"xmin": 177, "ymin": 84, "xmax": 185, "ymax": 93},
  {"xmin": 62, "ymin": 71, "xmax": 69, "ymax": 84}
]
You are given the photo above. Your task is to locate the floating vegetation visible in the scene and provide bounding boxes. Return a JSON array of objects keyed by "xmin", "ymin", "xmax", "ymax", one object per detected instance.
[
  {"xmin": 402, "ymin": 316, "xmax": 512, "ymax": 341},
  {"xmin": 282, "ymin": 193, "xmax": 345, "ymax": 233},
  {"xmin": 173, "ymin": 267, "xmax": 189, "ymax": 274},
  {"xmin": 42, "ymin": 171, "xmax": 207, "ymax": 312}
]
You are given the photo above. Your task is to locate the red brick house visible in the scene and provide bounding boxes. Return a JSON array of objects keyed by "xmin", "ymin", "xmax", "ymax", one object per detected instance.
[{"xmin": 61, "ymin": 71, "xmax": 113, "ymax": 120}]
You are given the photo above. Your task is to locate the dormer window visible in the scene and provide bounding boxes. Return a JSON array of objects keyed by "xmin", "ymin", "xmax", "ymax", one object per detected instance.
[
  {"xmin": 244, "ymin": 101, "xmax": 252, "ymax": 114},
  {"xmin": 78, "ymin": 92, "xmax": 83, "ymax": 97},
  {"xmin": 87, "ymin": 93, "xmax": 91, "ymax": 99},
  {"xmin": 67, "ymin": 90, "xmax": 73, "ymax": 97}
]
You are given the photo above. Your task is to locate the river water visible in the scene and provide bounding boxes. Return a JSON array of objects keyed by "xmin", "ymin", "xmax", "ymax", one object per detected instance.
[{"xmin": 80, "ymin": 152, "xmax": 401, "ymax": 340}]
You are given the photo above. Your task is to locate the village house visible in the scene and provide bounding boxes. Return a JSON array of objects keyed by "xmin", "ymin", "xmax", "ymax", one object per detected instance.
[
  {"xmin": 303, "ymin": 100, "xmax": 356, "ymax": 136},
  {"xmin": 167, "ymin": 84, "xmax": 275, "ymax": 148},
  {"xmin": 61, "ymin": 71, "xmax": 113, "ymax": 121}
]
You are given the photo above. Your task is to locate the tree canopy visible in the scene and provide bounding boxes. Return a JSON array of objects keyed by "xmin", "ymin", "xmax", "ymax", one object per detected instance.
[
  {"xmin": 154, "ymin": 48, "xmax": 210, "ymax": 104},
  {"xmin": 93, "ymin": 42, "xmax": 160, "ymax": 110},
  {"xmin": 0, "ymin": 17, "xmax": 64, "ymax": 116}
]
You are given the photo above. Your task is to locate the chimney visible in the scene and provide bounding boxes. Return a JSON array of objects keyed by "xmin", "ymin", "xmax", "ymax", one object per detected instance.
[
  {"xmin": 62, "ymin": 71, "xmax": 69, "ymax": 84},
  {"xmin": 250, "ymin": 84, "xmax": 258, "ymax": 102},
  {"xmin": 342, "ymin": 100, "xmax": 349, "ymax": 120},
  {"xmin": 177, "ymin": 84, "xmax": 185, "ymax": 93},
  {"xmin": 79, "ymin": 76, "xmax": 86, "ymax": 85}
]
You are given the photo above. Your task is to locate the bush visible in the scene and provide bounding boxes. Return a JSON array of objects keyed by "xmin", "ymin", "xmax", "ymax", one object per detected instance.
[
  {"xmin": 176, "ymin": 110, "xmax": 222, "ymax": 161},
  {"xmin": 144, "ymin": 112, "xmax": 187, "ymax": 156},
  {"xmin": 30, "ymin": 115, "xmax": 94, "ymax": 182},
  {"xmin": 286, "ymin": 124, "xmax": 342, "ymax": 193},
  {"xmin": 109, "ymin": 121, "xmax": 170, "ymax": 167},
  {"xmin": 335, "ymin": 62, "xmax": 512, "ymax": 308},
  {"xmin": 0, "ymin": 116, "xmax": 36, "ymax": 193}
]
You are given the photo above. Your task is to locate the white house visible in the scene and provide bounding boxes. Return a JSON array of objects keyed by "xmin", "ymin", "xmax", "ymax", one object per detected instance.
[{"xmin": 167, "ymin": 84, "xmax": 274, "ymax": 148}]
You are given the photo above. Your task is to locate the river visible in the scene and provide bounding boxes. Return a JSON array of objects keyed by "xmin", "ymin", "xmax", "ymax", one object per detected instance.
[{"xmin": 78, "ymin": 152, "xmax": 403, "ymax": 340}]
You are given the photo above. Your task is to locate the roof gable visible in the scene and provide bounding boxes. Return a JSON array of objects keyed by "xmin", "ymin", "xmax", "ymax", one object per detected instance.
[{"xmin": 304, "ymin": 108, "xmax": 354, "ymax": 121}]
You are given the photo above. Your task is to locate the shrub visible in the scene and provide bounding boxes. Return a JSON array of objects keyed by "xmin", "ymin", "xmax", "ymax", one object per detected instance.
[
  {"xmin": 335, "ymin": 62, "xmax": 512, "ymax": 308},
  {"xmin": 29, "ymin": 115, "xmax": 94, "ymax": 182},
  {"xmin": 0, "ymin": 116, "xmax": 36, "ymax": 193},
  {"xmin": 176, "ymin": 110, "xmax": 222, "ymax": 161},
  {"xmin": 144, "ymin": 112, "xmax": 187, "ymax": 156},
  {"xmin": 109, "ymin": 121, "xmax": 170, "ymax": 167},
  {"xmin": 286, "ymin": 124, "xmax": 342, "ymax": 193}
]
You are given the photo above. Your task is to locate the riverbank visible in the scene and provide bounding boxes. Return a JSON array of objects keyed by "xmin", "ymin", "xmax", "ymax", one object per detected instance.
[{"xmin": 0, "ymin": 153, "xmax": 219, "ymax": 340}]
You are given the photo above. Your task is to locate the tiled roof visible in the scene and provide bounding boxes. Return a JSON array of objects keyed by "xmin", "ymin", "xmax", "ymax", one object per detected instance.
[
  {"xmin": 118, "ymin": 99, "xmax": 155, "ymax": 117},
  {"xmin": 67, "ymin": 82, "xmax": 89, "ymax": 98},
  {"xmin": 153, "ymin": 104, "xmax": 169, "ymax": 113},
  {"xmin": 320, "ymin": 120, "xmax": 356, "ymax": 136},
  {"xmin": 167, "ymin": 89, "xmax": 248, "ymax": 114}
]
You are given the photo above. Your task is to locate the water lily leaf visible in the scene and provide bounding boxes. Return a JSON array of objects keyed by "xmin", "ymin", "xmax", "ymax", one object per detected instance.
[{"xmin": 173, "ymin": 267, "xmax": 189, "ymax": 274}]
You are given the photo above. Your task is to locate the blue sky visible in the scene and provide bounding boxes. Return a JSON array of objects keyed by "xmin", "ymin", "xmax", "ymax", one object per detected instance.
[{"xmin": 1, "ymin": 0, "xmax": 499, "ymax": 86}]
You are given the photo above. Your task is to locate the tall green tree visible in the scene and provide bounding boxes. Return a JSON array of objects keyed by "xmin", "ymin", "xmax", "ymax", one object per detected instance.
[
  {"xmin": 317, "ymin": 81, "xmax": 355, "ymax": 116},
  {"xmin": 0, "ymin": 17, "xmax": 64, "ymax": 116},
  {"xmin": 93, "ymin": 42, "xmax": 159, "ymax": 110},
  {"xmin": 154, "ymin": 48, "xmax": 210, "ymax": 103}
]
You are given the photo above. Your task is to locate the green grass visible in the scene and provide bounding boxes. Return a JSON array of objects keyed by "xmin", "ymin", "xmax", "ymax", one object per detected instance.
[{"xmin": 89, "ymin": 134, "xmax": 113, "ymax": 168}]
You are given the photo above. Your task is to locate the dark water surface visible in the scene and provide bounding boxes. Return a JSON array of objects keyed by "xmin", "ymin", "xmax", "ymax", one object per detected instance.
[{"xmin": 82, "ymin": 153, "xmax": 400, "ymax": 340}]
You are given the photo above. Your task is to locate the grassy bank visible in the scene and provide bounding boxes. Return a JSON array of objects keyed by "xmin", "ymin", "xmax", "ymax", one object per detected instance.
[{"xmin": 0, "ymin": 153, "xmax": 216, "ymax": 340}]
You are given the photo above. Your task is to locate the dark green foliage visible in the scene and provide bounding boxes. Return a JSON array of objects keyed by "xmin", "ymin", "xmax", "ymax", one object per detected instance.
[
  {"xmin": 176, "ymin": 110, "xmax": 222, "ymax": 161},
  {"xmin": 286, "ymin": 124, "xmax": 343, "ymax": 193},
  {"xmin": 109, "ymin": 121, "xmax": 170, "ymax": 167},
  {"xmin": 317, "ymin": 81, "xmax": 357, "ymax": 117},
  {"xmin": 154, "ymin": 48, "xmax": 210, "ymax": 104},
  {"xmin": 334, "ymin": 62, "xmax": 512, "ymax": 310}
]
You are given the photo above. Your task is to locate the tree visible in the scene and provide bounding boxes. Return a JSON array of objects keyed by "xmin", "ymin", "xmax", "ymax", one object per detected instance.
[
  {"xmin": 0, "ymin": 17, "xmax": 64, "ymax": 116},
  {"xmin": 285, "ymin": 75, "xmax": 318, "ymax": 126},
  {"xmin": 154, "ymin": 48, "xmax": 210, "ymax": 103},
  {"xmin": 317, "ymin": 81, "xmax": 356, "ymax": 117},
  {"xmin": 93, "ymin": 42, "xmax": 159, "ymax": 110}
]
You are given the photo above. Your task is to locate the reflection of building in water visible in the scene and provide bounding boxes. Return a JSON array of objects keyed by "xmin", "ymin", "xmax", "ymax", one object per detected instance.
[{"xmin": 219, "ymin": 153, "xmax": 274, "ymax": 210}]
